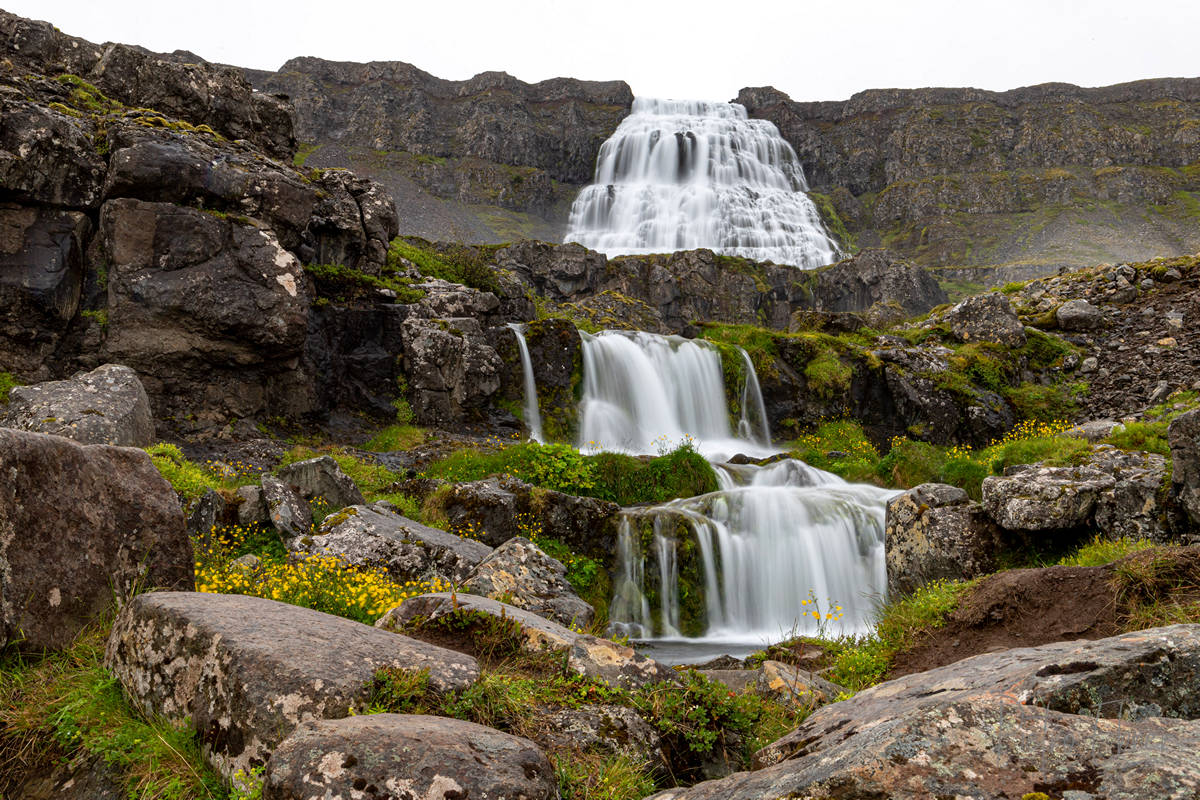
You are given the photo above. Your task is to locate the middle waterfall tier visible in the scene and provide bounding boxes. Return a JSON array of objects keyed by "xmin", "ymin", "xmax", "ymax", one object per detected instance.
[{"xmin": 563, "ymin": 97, "xmax": 838, "ymax": 269}]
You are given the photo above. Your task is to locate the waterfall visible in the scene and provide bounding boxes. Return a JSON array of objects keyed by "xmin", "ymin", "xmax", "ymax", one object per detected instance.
[
  {"xmin": 577, "ymin": 330, "xmax": 773, "ymax": 461},
  {"xmin": 564, "ymin": 97, "xmax": 838, "ymax": 269},
  {"xmin": 506, "ymin": 323, "xmax": 544, "ymax": 443},
  {"xmin": 584, "ymin": 329, "xmax": 897, "ymax": 646}
]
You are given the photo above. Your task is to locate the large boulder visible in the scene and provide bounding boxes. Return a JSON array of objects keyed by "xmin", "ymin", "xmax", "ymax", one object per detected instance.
[
  {"xmin": 983, "ymin": 446, "xmax": 1169, "ymax": 541},
  {"xmin": 276, "ymin": 455, "xmax": 365, "ymax": 509},
  {"xmin": 810, "ymin": 249, "xmax": 947, "ymax": 317},
  {"xmin": 306, "ymin": 170, "xmax": 399, "ymax": 274},
  {"xmin": 885, "ymin": 483, "xmax": 1004, "ymax": 596},
  {"xmin": 0, "ymin": 364, "xmax": 155, "ymax": 446},
  {"xmin": 105, "ymin": 592, "xmax": 479, "ymax": 780},
  {"xmin": 98, "ymin": 198, "xmax": 311, "ymax": 426},
  {"xmin": 1055, "ymin": 297, "xmax": 1104, "ymax": 330},
  {"xmin": 0, "ymin": 204, "xmax": 90, "ymax": 376},
  {"xmin": 290, "ymin": 504, "xmax": 491, "ymax": 584},
  {"xmin": 0, "ymin": 429, "xmax": 191, "ymax": 650},
  {"xmin": 941, "ymin": 292, "xmax": 1027, "ymax": 347},
  {"xmin": 263, "ymin": 714, "xmax": 557, "ymax": 800},
  {"xmin": 1170, "ymin": 408, "xmax": 1200, "ymax": 526},
  {"xmin": 401, "ymin": 315, "xmax": 503, "ymax": 425},
  {"xmin": 653, "ymin": 625, "xmax": 1200, "ymax": 800},
  {"xmin": 379, "ymin": 592, "xmax": 675, "ymax": 690},
  {"xmin": 463, "ymin": 536, "xmax": 594, "ymax": 628}
]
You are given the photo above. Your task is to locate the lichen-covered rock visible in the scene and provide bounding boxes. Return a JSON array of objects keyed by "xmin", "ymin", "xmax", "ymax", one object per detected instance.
[
  {"xmin": 0, "ymin": 204, "xmax": 90, "ymax": 376},
  {"xmin": 463, "ymin": 536, "xmax": 594, "ymax": 628},
  {"xmin": 982, "ymin": 446, "xmax": 1169, "ymax": 540},
  {"xmin": 1170, "ymin": 408, "xmax": 1200, "ymax": 526},
  {"xmin": 186, "ymin": 488, "xmax": 230, "ymax": 542},
  {"xmin": 3, "ymin": 752, "xmax": 126, "ymax": 800},
  {"xmin": 379, "ymin": 592, "xmax": 674, "ymax": 690},
  {"xmin": 261, "ymin": 475, "xmax": 312, "ymax": 539},
  {"xmin": 885, "ymin": 483, "xmax": 1003, "ymax": 596},
  {"xmin": 649, "ymin": 625, "xmax": 1200, "ymax": 800},
  {"xmin": 941, "ymin": 292, "xmax": 1027, "ymax": 347},
  {"xmin": 276, "ymin": 455, "xmax": 365, "ymax": 509},
  {"xmin": 1055, "ymin": 297, "xmax": 1103, "ymax": 330},
  {"xmin": 0, "ymin": 101, "xmax": 107, "ymax": 208},
  {"xmin": 0, "ymin": 364, "xmax": 155, "ymax": 447},
  {"xmin": 540, "ymin": 704, "xmax": 664, "ymax": 765},
  {"xmin": 306, "ymin": 170, "xmax": 399, "ymax": 274},
  {"xmin": 262, "ymin": 714, "xmax": 557, "ymax": 800},
  {"xmin": 105, "ymin": 592, "xmax": 479, "ymax": 780},
  {"xmin": 756, "ymin": 660, "xmax": 844, "ymax": 707},
  {"xmin": 292, "ymin": 504, "xmax": 491, "ymax": 584},
  {"xmin": 401, "ymin": 315, "xmax": 503, "ymax": 426},
  {"xmin": 0, "ymin": 429, "xmax": 191, "ymax": 650}
]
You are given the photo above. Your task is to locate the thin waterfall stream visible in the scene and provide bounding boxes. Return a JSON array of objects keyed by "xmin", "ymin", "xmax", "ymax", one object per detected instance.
[{"xmin": 507, "ymin": 323, "xmax": 545, "ymax": 443}]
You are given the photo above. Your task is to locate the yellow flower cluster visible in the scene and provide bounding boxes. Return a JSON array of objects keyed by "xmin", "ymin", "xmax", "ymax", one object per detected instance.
[
  {"xmin": 986, "ymin": 418, "xmax": 1074, "ymax": 447},
  {"xmin": 799, "ymin": 590, "xmax": 844, "ymax": 623},
  {"xmin": 451, "ymin": 518, "xmax": 487, "ymax": 542}
]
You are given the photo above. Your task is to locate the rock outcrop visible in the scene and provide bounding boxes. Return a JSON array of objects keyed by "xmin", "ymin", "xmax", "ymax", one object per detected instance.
[
  {"xmin": 463, "ymin": 536, "xmax": 595, "ymax": 628},
  {"xmin": 0, "ymin": 363, "xmax": 154, "ymax": 446},
  {"xmin": 655, "ymin": 624, "xmax": 1200, "ymax": 800},
  {"xmin": 0, "ymin": 429, "xmax": 192, "ymax": 650},
  {"xmin": 739, "ymin": 81, "xmax": 1200, "ymax": 275},
  {"xmin": 263, "ymin": 714, "xmax": 558, "ymax": 800},
  {"xmin": 105, "ymin": 592, "xmax": 480, "ymax": 779},
  {"xmin": 1170, "ymin": 408, "xmax": 1200, "ymax": 526}
]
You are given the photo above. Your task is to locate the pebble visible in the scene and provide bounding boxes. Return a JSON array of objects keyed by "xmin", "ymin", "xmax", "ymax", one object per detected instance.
[
  {"xmin": 1140, "ymin": 279, "xmax": 1155, "ymax": 290},
  {"xmin": 1157, "ymin": 337, "xmax": 1178, "ymax": 347}
]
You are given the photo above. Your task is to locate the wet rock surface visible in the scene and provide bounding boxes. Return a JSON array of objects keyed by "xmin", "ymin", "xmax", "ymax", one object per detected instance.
[
  {"xmin": 105, "ymin": 592, "xmax": 479, "ymax": 780},
  {"xmin": 0, "ymin": 363, "xmax": 154, "ymax": 446},
  {"xmin": 263, "ymin": 714, "xmax": 557, "ymax": 800},
  {"xmin": 292, "ymin": 504, "xmax": 491, "ymax": 584},
  {"xmin": 0, "ymin": 428, "xmax": 191, "ymax": 650}
]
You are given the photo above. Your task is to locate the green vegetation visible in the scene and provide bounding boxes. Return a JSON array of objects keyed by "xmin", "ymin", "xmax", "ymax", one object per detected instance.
[
  {"xmin": 388, "ymin": 238, "xmax": 504, "ymax": 295},
  {"xmin": 806, "ymin": 191, "xmax": 855, "ymax": 253},
  {"xmin": 54, "ymin": 74, "xmax": 122, "ymax": 114},
  {"xmin": 0, "ymin": 623, "xmax": 227, "ymax": 800},
  {"xmin": 279, "ymin": 445, "xmax": 407, "ymax": 503},
  {"xmin": 804, "ymin": 350, "xmax": 853, "ymax": 399},
  {"xmin": 0, "ymin": 371, "xmax": 17, "ymax": 405},
  {"xmin": 363, "ymin": 424, "xmax": 425, "ymax": 452},
  {"xmin": 303, "ymin": 262, "xmax": 426, "ymax": 304},
  {"xmin": 1056, "ymin": 535, "xmax": 1158, "ymax": 567},
  {"xmin": 145, "ymin": 442, "xmax": 260, "ymax": 502},
  {"xmin": 422, "ymin": 440, "xmax": 718, "ymax": 506},
  {"xmin": 292, "ymin": 142, "xmax": 320, "ymax": 168}
]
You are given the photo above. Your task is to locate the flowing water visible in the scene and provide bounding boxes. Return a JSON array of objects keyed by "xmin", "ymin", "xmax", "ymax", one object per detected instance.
[
  {"xmin": 577, "ymin": 329, "xmax": 896, "ymax": 661},
  {"xmin": 563, "ymin": 97, "xmax": 838, "ymax": 269},
  {"xmin": 506, "ymin": 323, "xmax": 544, "ymax": 443}
]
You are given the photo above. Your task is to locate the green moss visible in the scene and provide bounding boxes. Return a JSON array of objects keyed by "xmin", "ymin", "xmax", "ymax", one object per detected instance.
[
  {"xmin": 54, "ymin": 74, "xmax": 121, "ymax": 114},
  {"xmin": 292, "ymin": 142, "xmax": 320, "ymax": 168},
  {"xmin": 804, "ymin": 351, "xmax": 852, "ymax": 400},
  {"xmin": 388, "ymin": 238, "xmax": 503, "ymax": 295},
  {"xmin": 806, "ymin": 190, "xmax": 855, "ymax": 253},
  {"xmin": 1002, "ymin": 381, "xmax": 1086, "ymax": 422},
  {"xmin": 0, "ymin": 372, "xmax": 18, "ymax": 405},
  {"xmin": 303, "ymin": 262, "xmax": 426, "ymax": 304}
]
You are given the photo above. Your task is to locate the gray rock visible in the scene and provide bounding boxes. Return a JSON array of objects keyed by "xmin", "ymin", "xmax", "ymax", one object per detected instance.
[
  {"xmin": 187, "ymin": 488, "xmax": 229, "ymax": 542},
  {"xmin": 756, "ymin": 660, "xmax": 845, "ymax": 706},
  {"xmin": 1149, "ymin": 379, "xmax": 1173, "ymax": 404},
  {"xmin": 236, "ymin": 484, "xmax": 270, "ymax": 528},
  {"xmin": 276, "ymin": 455, "xmax": 365, "ymax": 509},
  {"xmin": 291, "ymin": 504, "xmax": 491, "ymax": 584},
  {"xmin": 982, "ymin": 463, "xmax": 1114, "ymax": 531},
  {"xmin": 942, "ymin": 292, "xmax": 1026, "ymax": 347},
  {"xmin": 1055, "ymin": 298, "xmax": 1103, "ymax": 330},
  {"xmin": 0, "ymin": 364, "xmax": 155, "ymax": 447},
  {"xmin": 1089, "ymin": 447, "xmax": 1170, "ymax": 542},
  {"xmin": 1170, "ymin": 408, "xmax": 1200, "ymax": 526},
  {"xmin": 261, "ymin": 475, "xmax": 313, "ymax": 539},
  {"xmin": 540, "ymin": 704, "xmax": 664, "ymax": 764},
  {"xmin": 698, "ymin": 669, "xmax": 759, "ymax": 694},
  {"xmin": 1080, "ymin": 355, "xmax": 1099, "ymax": 373},
  {"xmin": 1064, "ymin": 419, "xmax": 1123, "ymax": 442},
  {"xmin": 105, "ymin": 592, "xmax": 479, "ymax": 780},
  {"xmin": 379, "ymin": 592, "xmax": 674, "ymax": 690},
  {"xmin": 401, "ymin": 315, "xmax": 503, "ymax": 426},
  {"xmin": 0, "ymin": 429, "xmax": 192, "ymax": 650},
  {"xmin": 263, "ymin": 714, "xmax": 557, "ymax": 800},
  {"xmin": 886, "ymin": 483, "xmax": 1003, "ymax": 596},
  {"xmin": 4, "ymin": 752, "xmax": 125, "ymax": 800},
  {"xmin": 463, "ymin": 536, "xmax": 594, "ymax": 628}
]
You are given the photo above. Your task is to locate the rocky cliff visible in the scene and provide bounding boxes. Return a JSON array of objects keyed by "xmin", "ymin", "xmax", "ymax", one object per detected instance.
[
  {"xmin": 737, "ymin": 81, "xmax": 1200, "ymax": 278},
  {"xmin": 245, "ymin": 58, "xmax": 632, "ymax": 243}
]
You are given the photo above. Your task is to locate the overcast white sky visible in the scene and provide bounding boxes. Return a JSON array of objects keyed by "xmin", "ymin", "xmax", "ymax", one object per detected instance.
[{"xmin": 7, "ymin": 0, "xmax": 1199, "ymax": 102}]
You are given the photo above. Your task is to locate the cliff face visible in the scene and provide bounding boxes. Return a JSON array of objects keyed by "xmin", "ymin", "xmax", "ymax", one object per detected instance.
[
  {"xmin": 737, "ymin": 81, "xmax": 1200, "ymax": 276},
  {"xmin": 246, "ymin": 59, "xmax": 632, "ymax": 243}
]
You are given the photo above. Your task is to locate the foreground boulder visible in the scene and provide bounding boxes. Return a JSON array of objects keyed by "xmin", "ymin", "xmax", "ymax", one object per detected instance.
[
  {"xmin": 463, "ymin": 536, "xmax": 594, "ymax": 628},
  {"xmin": 654, "ymin": 625, "xmax": 1200, "ymax": 800},
  {"xmin": 0, "ymin": 363, "xmax": 155, "ymax": 447},
  {"xmin": 379, "ymin": 592, "xmax": 674, "ymax": 690},
  {"xmin": 885, "ymin": 483, "xmax": 1003, "ymax": 595},
  {"xmin": 105, "ymin": 592, "xmax": 479, "ymax": 779},
  {"xmin": 0, "ymin": 429, "xmax": 191, "ymax": 650},
  {"xmin": 290, "ymin": 504, "xmax": 491, "ymax": 584},
  {"xmin": 263, "ymin": 714, "xmax": 557, "ymax": 800}
]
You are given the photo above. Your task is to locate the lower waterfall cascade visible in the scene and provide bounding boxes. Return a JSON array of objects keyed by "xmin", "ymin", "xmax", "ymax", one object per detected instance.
[
  {"xmin": 573, "ymin": 329, "xmax": 896, "ymax": 653},
  {"xmin": 563, "ymin": 97, "xmax": 839, "ymax": 269}
]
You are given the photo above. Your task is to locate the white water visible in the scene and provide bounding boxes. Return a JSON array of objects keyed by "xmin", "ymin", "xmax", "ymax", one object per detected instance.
[
  {"xmin": 506, "ymin": 323, "xmax": 544, "ymax": 443},
  {"xmin": 564, "ymin": 97, "xmax": 838, "ymax": 269},
  {"xmin": 577, "ymin": 330, "xmax": 771, "ymax": 461},
  {"xmin": 582, "ymin": 329, "xmax": 896, "ymax": 652}
]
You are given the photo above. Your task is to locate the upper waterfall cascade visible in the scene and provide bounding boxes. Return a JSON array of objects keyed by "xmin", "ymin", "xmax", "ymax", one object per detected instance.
[{"xmin": 564, "ymin": 97, "xmax": 839, "ymax": 268}]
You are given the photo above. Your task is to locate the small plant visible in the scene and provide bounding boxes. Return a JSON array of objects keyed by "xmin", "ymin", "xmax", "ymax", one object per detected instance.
[{"xmin": 0, "ymin": 371, "xmax": 18, "ymax": 405}]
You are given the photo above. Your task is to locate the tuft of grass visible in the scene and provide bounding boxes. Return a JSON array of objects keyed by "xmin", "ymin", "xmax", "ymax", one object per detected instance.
[
  {"xmin": 145, "ymin": 443, "xmax": 260, "ymax": 502},
  {"xmin": 804, "ymin": 351, "xmax": 853, "ymax": 400},
  {"xmin": 1003, "ymin": 381, "xmax": 1087, "ymax": 422},
  {"xmin": 388, "ymin": 238, "xmax": 502, "ymax": 295},
  {"xmin": 0, "ymin": 371, "xmax": 18, "ymax": 404},
  {"xmin": 0, "ymin": 623, "xmax": 226, "ymax": 800},
  {"xmin": 363, "ymin": 424, "xmax": 425, "ymax": 452},
  {"xmin": 1102, "ymin": 421, "xmax": 1170, "ymax": 456},
  {"xmin": 1058, "ymin": 535, "xmax": 1158, "ymax": 567},
  {"xmin": 555, "ymin": 752, "xmax": 658, "ymax": 800}
]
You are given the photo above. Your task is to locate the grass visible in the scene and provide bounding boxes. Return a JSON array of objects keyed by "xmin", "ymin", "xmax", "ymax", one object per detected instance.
[
  {"xmin": 421, "ymin": 441, "xmax": 718, "ymax": 506},
  {"xmin": 363, "ymin": 424, "xmax": 425, "ymax": 452},
  {"xmin": 388, "ymin": 238, "xmax": 502, "ymax": 295},
  {"xmin": 0, "ymin": 371, "xmax": 17, "ymax": 404},
  {"xmin": 145, "ymin": 443, "xmax": 261, "ymax": 502},
  {"xmin": 278, "ymin": 445, "xmax": 402, "ymax": 502},
  {"xmin": 303, "ymin": 262, "xmax": 426, "ymax": 304},
  {"xmin": 1056, "ymin": 535, "xmax": 1159, "ymax": 567},
  {"xmin": 0, "ymin": 622, "xmax": 227, "ymax": 800}
]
